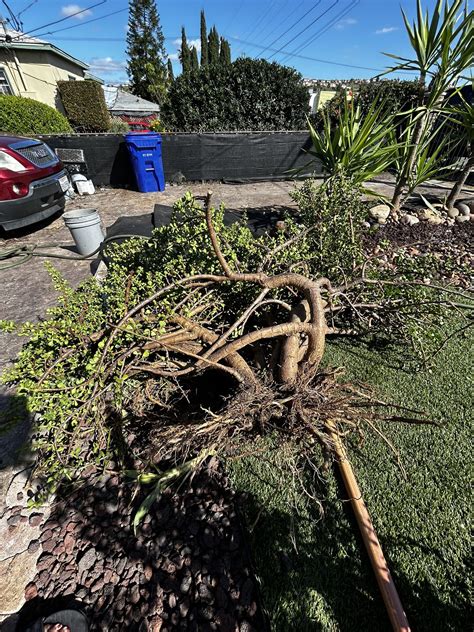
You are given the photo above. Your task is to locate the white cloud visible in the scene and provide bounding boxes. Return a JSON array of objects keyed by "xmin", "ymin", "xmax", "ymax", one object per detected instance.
[
  {"xmin": 375, "ymin": 26, "xmax": 399, "ymax": 34},
  {"xmin": 172, "ymin": 37, "xmax": 201, "ymax": 52},
  {"xmin": 168, "ymin": 37, "xmax": 201, "ymax": 62},
  {"xmin": 61, "ymin": 4, "xmax": 92, "ymax": 20},
  {"xmin": 335, "ymin": 18, "xmax": 357, "ymax": 30},
  {"xmin": 89, "ymin": 57, "xmax": 126, "ymax": 73}
]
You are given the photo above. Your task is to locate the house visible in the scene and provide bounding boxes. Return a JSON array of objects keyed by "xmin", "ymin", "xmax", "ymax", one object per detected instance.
[
  {"xmin": 102, "ymin": 85, "xmax": 160, "ymax": 127},
  {"xmin": 0, "ymin": 25, "xmax": 101, "ymax": 110},
  {"xmin": 304, "ymin": 79, "xmax": 374, "ymax": 112}
]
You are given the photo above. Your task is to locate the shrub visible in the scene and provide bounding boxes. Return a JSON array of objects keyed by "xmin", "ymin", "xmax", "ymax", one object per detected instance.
[
  {"xmin": 2, "ymin": 180, "xmax": 467, "ymax": 498},
  {"xmin": 149, "ymin": 118, "xmax": 166, "ymax": 132},
  {"xmin": 109, "ymin": 117, "xmax": 129, "ymax": 133},
  {"xmin": 305, "ymin": 96, "xmax": 399, "ymax": 187},
  {"xmin": 161, "ymin": 58, "xmax": 310, "ymax": 131},
  {"xmin": 58, "ymin": 80, "xmax": 111, "ymax": 132},
  {"xmin": 311, "ymin": 80, "xmax": 423, "ymax": 131},
  {"xmin": 0, "ymin": 95, "xmax": 71, "ymax": 135}
]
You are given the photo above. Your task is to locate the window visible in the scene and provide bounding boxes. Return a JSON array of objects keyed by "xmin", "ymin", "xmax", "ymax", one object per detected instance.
[
  {"xmin": 0, "ymin": 68, "xmax": 13, "ymax": 95},
  {"xmin": 68, "ymin": 75, "xmax": 77, "ymax": 81}
]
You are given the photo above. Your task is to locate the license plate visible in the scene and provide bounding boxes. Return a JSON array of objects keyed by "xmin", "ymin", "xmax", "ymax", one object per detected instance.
[{"xmin": 58, "ymin": 175, "xmax": 69, "ymax": 192}]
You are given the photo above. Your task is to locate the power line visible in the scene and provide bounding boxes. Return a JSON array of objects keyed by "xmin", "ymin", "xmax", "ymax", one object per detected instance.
[
  {"xmin": 47, "ymin": 35, "xmax": 187, "ymax": 42},
  {"xmin": 222, "ymin": 0, "xmax": 246, "ymax": 34},
  {"xmin": 256, "ymin": 1, "xmax": 305, "ymax": 47},
  {"xmin": 226, "ymin": 34, "xmax": 416, "ymax": 74},
  {"xmin": 279, "ymin": 0, "xmax": 359, "ymax": 63},
  {"xmin": 267, "ymin": 0, "xmax": 340, "ymax": 61},
  {"xmin": 35, "ymin": 7, "xmax": 128, "ymax": 39},
  {"xmin": 11, "ymin": 0, "xmax": 107, "ymax": 39},
  {"xmin": 257, "ymin": 0, "xmax": 323, "ymax": 58},
  {"xmin": 243, "ymin": 0, "xmax": 279, "ymax": 42},
  {"xmin": 16, "ymin": 0, "xmax": 39, "ymax": 28},
  {"xmin": 246, "ymin": 0, "xmax": 290, "ymax": 47},
  {"xmin": 2, "ymin": 0, "xmax": 22, "ymax": 31}
]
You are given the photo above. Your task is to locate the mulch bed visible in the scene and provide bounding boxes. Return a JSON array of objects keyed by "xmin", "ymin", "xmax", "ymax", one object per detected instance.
[
  {"xmin": 364, "ymin": 220, "xmax": 473, "ymax": 286},
  {"xmin": 19, "ymin": 460, "xmax": 266, "ymax": 631}
]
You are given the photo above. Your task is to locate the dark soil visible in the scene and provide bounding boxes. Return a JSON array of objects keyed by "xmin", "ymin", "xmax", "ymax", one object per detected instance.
[{"xmin": 366, "ymin": 218, "xmax": 473, "ymax": 250}]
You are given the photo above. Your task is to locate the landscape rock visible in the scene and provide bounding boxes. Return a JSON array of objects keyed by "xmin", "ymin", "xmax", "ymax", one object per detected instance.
[
  {"xmin": 0, "ymin": 549, "xmax": 41, "ymax": 615},
  {"xmin": 447, "ymin": 207, "xmax": 460, "ymax": 218},
  {"xmin": 401, "ymin": 213, "xmax": 420, "ymax": 226},
  {"xmin": 28, "ymin": 512, "xmax": 44, "ymax": 527},
  {"xmin": 418, "ymin": 208, "xmax": 444, "ymax": 224},
  {"xmin": 455, "ymin": 201, "xmax": 471, "ymax": 216},
  {"xmin": 369, "ymin": 204, "xmax": 390, "ymax": 222},
  {"xmin": 24, "ymin": 581, "xmax": 38, "ymax": 601},
  {"xmin": 455, "ymin": 214, "xmax": 470, "ymax": 223},
  {"xmin": 77, "ymin": 548, "xmax": 97, "ymax": 576}
]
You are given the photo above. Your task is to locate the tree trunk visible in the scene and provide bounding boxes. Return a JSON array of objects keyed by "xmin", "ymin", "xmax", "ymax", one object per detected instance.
[
  {"xmin": 446, "ymin": 149, "xmax": 473, "ymax": 211},
  {"xmin": 391, "ymin": 74, "xmax": 426, "ymax": 216}
]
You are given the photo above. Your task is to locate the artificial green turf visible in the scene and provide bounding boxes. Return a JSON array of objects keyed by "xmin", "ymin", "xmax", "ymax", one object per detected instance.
[{"xmin": 229, "ymin": 324, "xmax": 472, "ymax": 631}]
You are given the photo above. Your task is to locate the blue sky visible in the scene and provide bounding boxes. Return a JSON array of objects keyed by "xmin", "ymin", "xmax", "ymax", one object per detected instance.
[{"xmin": 7, "ymin": 0, "xmax": 443, "ymax": 84}]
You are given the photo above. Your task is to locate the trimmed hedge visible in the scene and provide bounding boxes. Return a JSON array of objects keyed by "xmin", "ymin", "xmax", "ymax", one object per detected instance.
[
  {"xmin": 161, "ymin": 58, "xmax": 310, "ymax": 131},
  {"xmin": 58, "ymin": 80, "xmax": 110, "ymax": 132},
  {"xmin": 0, "ymin": 95, "xmax": 71, "ymax": 135}
]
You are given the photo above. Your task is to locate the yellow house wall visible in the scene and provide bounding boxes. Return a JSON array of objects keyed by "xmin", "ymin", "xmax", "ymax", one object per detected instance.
[
  {"xmin": 0, "ymin": 48, "xmax": 85, "ymax": 110},
  {"xmin": 318, "ymin": 90, "xmax": 337, "ymax": 108}
]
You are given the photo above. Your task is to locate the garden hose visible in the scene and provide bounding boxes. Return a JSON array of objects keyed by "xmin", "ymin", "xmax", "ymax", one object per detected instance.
[{"xmin": 0, "ymin": 234, "xmax": 150, "ymax": 271}]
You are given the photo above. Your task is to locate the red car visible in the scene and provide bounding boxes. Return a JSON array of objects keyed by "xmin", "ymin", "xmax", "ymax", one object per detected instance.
[{"xmin": 0, "ymin": 134, "xmax": 68, "ymax": 231}]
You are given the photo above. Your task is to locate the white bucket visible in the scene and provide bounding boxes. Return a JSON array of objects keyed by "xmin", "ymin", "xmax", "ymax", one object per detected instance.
[{"xmin": 63, "ymin": 208, "xmax": 104, "ymax": 256}]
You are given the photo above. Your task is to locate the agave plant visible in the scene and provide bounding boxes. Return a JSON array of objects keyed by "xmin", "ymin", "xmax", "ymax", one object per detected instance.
[{"xmin": 306, "ymin": 96, "xmax": 398, "ymax": 191}]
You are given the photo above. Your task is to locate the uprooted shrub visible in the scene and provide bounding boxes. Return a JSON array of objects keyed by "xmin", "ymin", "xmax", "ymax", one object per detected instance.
[{"xmin": 1, "ymin": 175, "xmax": 472, "ymax": 511}]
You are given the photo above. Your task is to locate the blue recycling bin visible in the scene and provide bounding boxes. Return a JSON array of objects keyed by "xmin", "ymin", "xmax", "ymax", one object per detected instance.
[{"xmin": 124, "ymin": 132, "xmax": 165, "ymax": 192}]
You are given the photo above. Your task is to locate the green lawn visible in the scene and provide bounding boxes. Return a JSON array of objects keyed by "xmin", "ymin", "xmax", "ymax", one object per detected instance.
[{"xmin": 230, "ymin": 323, "xmax": 472, "ymax": 631}]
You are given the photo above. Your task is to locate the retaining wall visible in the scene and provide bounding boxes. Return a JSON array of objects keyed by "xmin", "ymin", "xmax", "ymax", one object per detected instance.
[{"xmin": 39, "ymin": 132, "xmax": 318, "ymax": 187}]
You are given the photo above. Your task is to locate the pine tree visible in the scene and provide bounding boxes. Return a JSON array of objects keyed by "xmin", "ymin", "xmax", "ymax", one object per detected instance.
[
  {"xmin": 180, "ymin": 26, "xmax": 191, "ymax": 74},
  {"xmin": 200, "ymin": 9, "xmax": 208, "ymax": 66},
  {"xmin": 219, "ymin": 37, "xmax": 231, "ymax": 65},
  {"xmin": 167, "ymin": 58, "xmax": 174, "ymax": 82},
  {"xmin": 208, "ymin": 26, "xmax": 219, "ymax": 65},
  {"xmin": 126, "ymin": 0, "xmax": 167, "ymax": 104},
  {"xmin": 190, "ymin": 47, "xmax": 199, "ymax": 72}
]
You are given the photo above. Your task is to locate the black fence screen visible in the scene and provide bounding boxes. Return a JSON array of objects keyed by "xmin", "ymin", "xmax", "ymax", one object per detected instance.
[{"xmin": 40, "ymin": 132, "xmax": 319, "ymax": 187}]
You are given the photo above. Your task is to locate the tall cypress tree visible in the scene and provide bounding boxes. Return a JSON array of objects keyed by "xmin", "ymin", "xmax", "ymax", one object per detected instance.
[
  {"xmin": 180, "ymin": 26, "xmax": 191, "ymax": 74},
  {"xmin": 190, "ymin": 47, "xmax": 199, "ymax": 72},
  {"xmin": 200, "ymin": 9, "xmax": 208, "ymax": 66},
  {"xmin": 219, "ymin": 37, "xmax": 231, "ymax": 65},
  {"xmin": 167, "ymin": 58, "xmax": 174, "ymax": 82},
  {"xmin": 126, "ymin": 0, "xmax": 167, "ymax": 104},
  {"xmin": 208, "ymin": 26, "xmax": 219, "ymax": 65}
]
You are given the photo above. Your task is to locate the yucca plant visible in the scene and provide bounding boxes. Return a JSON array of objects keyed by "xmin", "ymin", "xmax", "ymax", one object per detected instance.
[
  {"xmin": 442, "ymin": 86, "xmax": 474, "ymax": 210},
  {"xmin": 384, "ymin": 0, "xmax": 473, "ymax": 214},
  {"xmin": 306, "ymin": 96, "xmax": 398, "ymax": 191},
  {"xmin": 389, "ymin": 110, "xmax": 454, "ymax": 197}
]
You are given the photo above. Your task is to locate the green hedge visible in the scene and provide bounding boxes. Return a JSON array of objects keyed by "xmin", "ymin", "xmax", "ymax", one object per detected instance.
[
  {"xmin": 161, "ymin": 58, "xmax": 310, "ymax": 131},
  {"xmin": 58, "ymin": 80, "xmax": 110, "ymax": 132},
  {"xmin": 311, "ymin": 80, "xmax": 423, "ymax": 130},
  {"xmin": 0, "ymin": 95, "xmax": 71, "ymax": 135}
]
